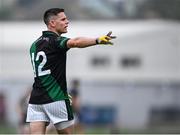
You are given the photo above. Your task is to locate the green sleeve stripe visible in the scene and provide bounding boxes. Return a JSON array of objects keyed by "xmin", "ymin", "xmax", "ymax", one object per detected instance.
[
  {"xmin": 57, "ymin": 37, "xmax": 69, "ymax": 49},
  {"xmin": 30, "ymin": 42, "xmax": 37, "ymax": 55},
  {"xmin": 30, "ymin": 37, "xmax": 43, "ymax": 54}
]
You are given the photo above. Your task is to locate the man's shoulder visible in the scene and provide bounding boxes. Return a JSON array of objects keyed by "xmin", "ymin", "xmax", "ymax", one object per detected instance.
[
  {"xmin": 32, "ymin": 36, "xmax": 43, "ymax": 45},
  {"xmin": 56, "ymin": 36, "xmax": 70, "ymax": 49},
  {"xmin": 57, "ymin": 36, "xmax": 69, "ymax": 41}
]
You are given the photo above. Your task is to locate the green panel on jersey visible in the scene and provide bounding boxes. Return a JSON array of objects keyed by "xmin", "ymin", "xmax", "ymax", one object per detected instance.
[
  {"xmin": 57, "ymin": 36, "xmax": 69, "ymax": 49},
  {"xmin": 39, "ymin": 75, "xmax": 68, "ymax": 101},
  {"xmin": 30, "ymin": 41, "xmax": 37, "ymax": 58},
  {"xmin": 30, "ymin": 41, "xmax": 37, "ymax": 76}
]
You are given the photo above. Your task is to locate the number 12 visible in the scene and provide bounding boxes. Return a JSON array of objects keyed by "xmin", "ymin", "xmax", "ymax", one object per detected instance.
[{"xmin": 31, "ymin": 51, "xmax": 51, "ymax": 77}]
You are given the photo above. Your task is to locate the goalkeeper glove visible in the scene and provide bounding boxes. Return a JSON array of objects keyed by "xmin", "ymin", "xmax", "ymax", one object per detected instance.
[{"xmin": 96, "ymin": 31, "xmax": 116, "ymax": 45}]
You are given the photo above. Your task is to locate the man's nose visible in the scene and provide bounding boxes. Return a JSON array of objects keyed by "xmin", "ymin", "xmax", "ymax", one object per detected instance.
[{"xmin": 66, "ymin": 20, "xmax": 69, "ymax": 24}]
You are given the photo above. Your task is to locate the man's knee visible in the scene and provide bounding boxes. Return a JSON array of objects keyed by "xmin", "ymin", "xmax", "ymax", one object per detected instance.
[
  {"xmin": 56, "ymin": 125, "xmax": 74, "ymax": 134},
  {"xmin": 55, "ymin": 120, "xmax": 74, "ymax": 134}
]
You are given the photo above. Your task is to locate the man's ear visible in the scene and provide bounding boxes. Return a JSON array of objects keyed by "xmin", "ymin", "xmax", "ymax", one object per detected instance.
[{"xmin": 49, "ymin": 20, "xmax": 56, "ymax": 28}]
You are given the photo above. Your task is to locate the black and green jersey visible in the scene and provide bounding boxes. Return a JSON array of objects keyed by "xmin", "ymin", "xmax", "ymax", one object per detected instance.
[{"xmin": 29, "ymin": 31, "xmax": 70, "ymax": 104}]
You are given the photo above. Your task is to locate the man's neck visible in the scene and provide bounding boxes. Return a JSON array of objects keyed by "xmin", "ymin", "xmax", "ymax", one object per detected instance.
[{"xmin": 47, "ymin": 28, "xmax": 61, "ymax": 36}]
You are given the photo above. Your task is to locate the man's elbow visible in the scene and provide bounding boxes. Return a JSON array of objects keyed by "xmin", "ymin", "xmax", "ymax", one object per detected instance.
[{"xmin": 67, "ymin": 38, "xmax": 82, "ymax": 48}]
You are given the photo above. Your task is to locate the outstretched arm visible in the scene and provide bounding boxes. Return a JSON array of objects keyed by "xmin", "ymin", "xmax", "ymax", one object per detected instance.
[{"xmin": 67, "ymin": 31, "xmax": 116, "ymax": 48}]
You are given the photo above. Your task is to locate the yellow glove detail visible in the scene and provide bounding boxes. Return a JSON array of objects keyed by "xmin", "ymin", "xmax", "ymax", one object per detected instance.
[{"xmin": 96, "ymin": 31, "xmax": 116, "ymax": 45}]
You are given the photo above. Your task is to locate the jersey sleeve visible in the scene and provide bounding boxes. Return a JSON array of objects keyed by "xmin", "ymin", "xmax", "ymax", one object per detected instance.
[{"xmin": 56, "ymin": 36, "xmax": 70, "ymax": 51}]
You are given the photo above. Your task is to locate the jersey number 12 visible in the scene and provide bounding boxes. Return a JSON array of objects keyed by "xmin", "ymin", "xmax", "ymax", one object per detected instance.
[{"xmin": 31, "ymin": 51, "xmax": 51, "ymax": 77}]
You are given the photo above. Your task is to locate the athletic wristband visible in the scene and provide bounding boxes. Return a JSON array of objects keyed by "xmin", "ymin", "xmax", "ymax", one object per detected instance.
[{"xmin": 95, "ymin": 38, "xmax": 99, "ymax": 44}]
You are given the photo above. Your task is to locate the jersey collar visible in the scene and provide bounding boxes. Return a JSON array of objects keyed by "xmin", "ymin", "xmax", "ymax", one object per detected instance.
[{"xmin": 42, "ymin": 31, "xmax": 59, "ymax": 37}]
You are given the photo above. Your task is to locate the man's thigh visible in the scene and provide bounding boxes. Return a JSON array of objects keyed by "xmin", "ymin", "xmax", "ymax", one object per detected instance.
[
  {"xmin": 26, "ymin": 104, "xmax": 50, "ymax": 134},
  {"xmin": 26, "ymin": 104, "xmax": 50, "ymax": 122},
  {"xmin": 44, "ymin": 100, "xmax": 74, "ymax": 134},
  {"xmin": 43, "ymin": 100, "xmax": 74, "ymax": 124},
  {"xmin": 30, "ymin": 121, "xmax": 47, "ymax": 134}
]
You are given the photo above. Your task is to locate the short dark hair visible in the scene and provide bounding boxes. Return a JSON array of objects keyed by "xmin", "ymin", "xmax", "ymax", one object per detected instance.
[{"xmin": 43, "ymin": 8, "xmax": 64, "ymax": 25}]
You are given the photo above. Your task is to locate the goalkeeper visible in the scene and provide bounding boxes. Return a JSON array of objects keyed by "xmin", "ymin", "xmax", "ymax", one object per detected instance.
[{"xmin": 26, "ymin": 8, "xmax": 116, "ymax": 135}]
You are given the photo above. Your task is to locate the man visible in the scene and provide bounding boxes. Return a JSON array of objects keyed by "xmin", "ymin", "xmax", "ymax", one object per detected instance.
[
  {"xmin": 26, "ymin": 8, "xmax": 116, "ymax": 134},
  {"xmin": 16, "ymin": 88, "xmax": 31, "ymax": 134},
  {"xmin": 69, "ymin": 79, "xmax": 83, "ymax": 134}
]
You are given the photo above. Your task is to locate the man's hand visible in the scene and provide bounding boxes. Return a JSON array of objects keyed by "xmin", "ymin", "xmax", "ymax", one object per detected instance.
[{"xmin": 96, "ymin": 31, "xmax": 116, "ymax": 45}]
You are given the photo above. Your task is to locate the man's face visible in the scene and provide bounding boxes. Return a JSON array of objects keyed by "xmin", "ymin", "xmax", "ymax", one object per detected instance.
[{"xmin": 50, "ymin": 12, "xmax": 69, "ymax": 34}]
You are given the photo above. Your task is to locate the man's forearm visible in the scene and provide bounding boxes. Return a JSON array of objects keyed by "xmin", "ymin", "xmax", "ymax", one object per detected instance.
[
  {"xmin": 67, "ymin": 37, "xmax": 97, "ymax": 48},
  {"xmin": 67, "ymin": 31, "xmax": 116, "ymax": 48}
]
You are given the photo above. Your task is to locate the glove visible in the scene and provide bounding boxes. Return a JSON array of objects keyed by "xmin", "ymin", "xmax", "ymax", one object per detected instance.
[{"xmin": 96, "ymin": 31, "xmax": 116, "ymax": 45}]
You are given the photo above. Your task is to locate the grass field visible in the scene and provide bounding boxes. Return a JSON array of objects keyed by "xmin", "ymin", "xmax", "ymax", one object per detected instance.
[
  {"xmin": 0, "ymin": 125, "xmax": 17, "ymax": 134},
  {"xmin": 0, "ymin": 124, "xmax": 180, "ymax": 134}
]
